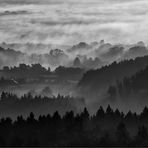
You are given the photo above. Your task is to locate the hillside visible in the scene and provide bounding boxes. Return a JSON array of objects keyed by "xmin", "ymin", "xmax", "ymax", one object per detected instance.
[{"xmin": 78, "ymin": 55, "xmax": 148, "ymax": 96}]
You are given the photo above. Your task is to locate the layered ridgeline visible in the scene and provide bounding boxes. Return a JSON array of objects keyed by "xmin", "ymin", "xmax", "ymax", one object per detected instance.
[
  {"xmin": 0, "ymin": 64, "xmax": 85, "ymax": 97},
  {"xmin": 79, "ymin": 55, "xmax": 148, "ymax": 93},
  {"xmin": 0, "ymin": 41, "xmax": 148, "ymax": 70},
  {"xmin": 1, "ymin": 41, "xmax": 148, "ymax": 113},
  {"xmin": 77, "ymin": 55, "xmax": 148, "ymax": 112}
]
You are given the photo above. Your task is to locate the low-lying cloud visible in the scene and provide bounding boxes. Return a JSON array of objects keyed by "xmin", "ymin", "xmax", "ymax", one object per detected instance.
[
  {"xmin": 0, "ymin": 0, "xmax": 148, "ymax": 50},
  {"xmin": 0, "ymin": 10, "xmax": 30, "ymax": 16}
]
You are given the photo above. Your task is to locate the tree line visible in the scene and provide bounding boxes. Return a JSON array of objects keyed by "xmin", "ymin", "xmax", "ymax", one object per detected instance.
[
  {"xmin": 0, "ymin": 105, "xmax": 148, "ymax": 146},
  {"xmin": 0, "ymin": 92, "xmax": 85, "ymax": 119},
  {"xmin": 1, "ymin": 64, "xmax": 85, "ymax": 84}
]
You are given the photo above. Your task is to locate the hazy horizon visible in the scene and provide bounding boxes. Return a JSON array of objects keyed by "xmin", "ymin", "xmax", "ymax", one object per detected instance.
[{"xmin": 0, "ymin": 0, "xmax": 148, "ymax": 49}]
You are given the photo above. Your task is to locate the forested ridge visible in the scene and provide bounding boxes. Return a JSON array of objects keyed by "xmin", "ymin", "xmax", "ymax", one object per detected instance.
[
  {"xmin": 79, "ymin": 55, "xmax": 148, "ymax": 90},
  {"xmin": 0, "ymin": 104, "xmax": 148, "ymax": 146},
  {"xmin": 108, "ymin": 65, "xmax": 148, "ymax": 98},
  {"xmin": 0, "ymin": 92, "xmax": 85, "ymax": 119}
]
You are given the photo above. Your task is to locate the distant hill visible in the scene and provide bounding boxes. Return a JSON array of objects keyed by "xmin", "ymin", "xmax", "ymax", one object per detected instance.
[
  {"xmin": 78, "ymin": 55, "xmax": 148, "ymax": 95},
  {"xmin": 0, "ymin": 64, "xmax": 85, "ymax": 86},
  {"xmin": 110, "ymin": 65, "xmax": 148, "ymax": 97},
  {"xmin": 104, "ymin": 64, "xmax": 148, "ymax": 112}
]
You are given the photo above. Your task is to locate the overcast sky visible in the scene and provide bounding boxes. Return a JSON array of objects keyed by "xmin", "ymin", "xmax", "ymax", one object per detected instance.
[{"xmin": 0, "ymin": 0, "xmax": 148, "ymax": 45}]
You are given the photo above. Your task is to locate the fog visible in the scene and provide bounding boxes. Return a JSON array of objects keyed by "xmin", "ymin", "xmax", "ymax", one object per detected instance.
[
  {"xmin": 0, "ymin": 40, "xmax": 148, "ymax": 71},
  {"xmin": 0, "ymin": 0, "xmax": 148, "ymax": 48},
  {"xmin": 0, "ymin": 0, "xmax": 148, "ymax": 114}
]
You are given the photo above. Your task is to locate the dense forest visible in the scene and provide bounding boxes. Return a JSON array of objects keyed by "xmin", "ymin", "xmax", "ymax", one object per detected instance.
[
  {"xmin": 0, "ymin": 105, "xmax": 148, "ymax": 146},
  {"xmin": 0, "ymin": 44, "xmax": 148, "ymax": 146},
  {"xmin": 0, "ymin": 92, "xmax": 85, "ymax": 119},
  {"xmin": 108, "ymin": 65, "xmax": 148, "ymax": 97},
  {"xmin": 79, "ymin": 55, "xmax": 148, "ymax": 89}
]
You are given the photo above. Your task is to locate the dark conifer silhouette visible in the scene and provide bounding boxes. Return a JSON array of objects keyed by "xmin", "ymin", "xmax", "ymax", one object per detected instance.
[
  {"xmin": 116, "ymin": 122, "xmax": 131, "ymax": 146},
  {"xmin": 0, "ymin": 101, "xmax": 146, "ymax": 146}
]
